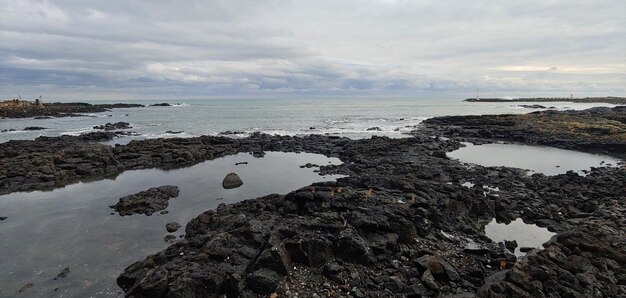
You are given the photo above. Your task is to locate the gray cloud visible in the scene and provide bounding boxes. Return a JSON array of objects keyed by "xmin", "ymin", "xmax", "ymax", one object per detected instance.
[{"xmin": 1, "ymin": 0, "xmax": 625, "ymax": 99}]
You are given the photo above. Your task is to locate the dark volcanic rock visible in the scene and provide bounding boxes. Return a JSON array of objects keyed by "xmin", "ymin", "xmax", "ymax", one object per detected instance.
[
  {"xmin": 222, "ymin": 173, "xmax": 243, "ymax": 189},
  {"xmin": 421, "ymin": 106, "xmax": 626, "ymax": 158},
  {"xmin": 110, "ymin": 186, "xmax": 180, "ymax": 216},
  {"xmin": 518, "ymin": 104, "xmax": 547, "ymax": 109},
  {"xmin": 1, "ymin": 107, "xmax": 625, "ymax": 297},
  {"xmin": 150, "ymin": 103, "xmax": 171, "ymax": 107},
  {"xmin": 165, "ymin": 222, "xmax": 181, "ymax": 233},
  {"xmin": 93, "ymin": 122, "xmax": 131, "ymax": 131},
  {"xmin": 24, "ymin": 126, "xmax": 47, "ymax": 131},
  {"xmin": 0, "ymin": 216, "xmax": 7, "ymax": 221},
  {"xmin": 0, "ymin": 102, "xmax": 142, "ymax": 118}
]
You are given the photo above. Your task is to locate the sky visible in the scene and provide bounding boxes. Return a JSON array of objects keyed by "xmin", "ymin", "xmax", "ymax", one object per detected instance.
[{"xmin": 1, "ymin": 0, "xmax": 625, "ymax": 100}]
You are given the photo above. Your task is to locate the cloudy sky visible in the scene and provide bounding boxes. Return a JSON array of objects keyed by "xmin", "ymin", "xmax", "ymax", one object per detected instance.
[{"xmin": 1, "ymin": 0, "xmax": 625, "ymax": 100}]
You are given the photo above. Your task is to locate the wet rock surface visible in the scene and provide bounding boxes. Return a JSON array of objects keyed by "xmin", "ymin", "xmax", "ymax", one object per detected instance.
[
  {"xmin": 93, "ymin": 122, "xmax": 132, "ymax": 131},
  {"xmin": 222, "ymin": 172, "xmax": 243, "ymax": 189},
  {"xmin": 23, "ymin": 126, "xmax": 47, "ymax": 131},
  {"xmin": 1, "ymin": 107, "xmax": 625, "ymax": 296},
  {"xmin": 165, "ymin": 222, "xmax": 181, "ymax": 233},
  {"xmin": 110, "ymin": 185, "xmax": 180, "ymax": 216}
]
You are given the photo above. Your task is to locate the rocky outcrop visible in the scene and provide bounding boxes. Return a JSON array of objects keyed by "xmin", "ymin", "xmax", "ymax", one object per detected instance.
[
  {"xmin": 0, "ymin": 133, "xmax": 240, "ymax": 194},
  {"xmin": 116, "ymin": 129, "xmax": 625, "ymax": 296},
  {"xmin": 422, "ymin": 106, "xmax": 626, "ymax": 158},
  {"xmin": 0, "ymin": 102, "xmax": 143, "ymax": 118},
  {"xmin": 110, "ymin": 185, "xmax": 180, "ymax": 216},
  {"xmin": 93, "ymin": 122, "xmax": 132, "ymax": 131},
  {"xmin": 23, "ymin": 126, "xmax": 47, "ymax": 131}
]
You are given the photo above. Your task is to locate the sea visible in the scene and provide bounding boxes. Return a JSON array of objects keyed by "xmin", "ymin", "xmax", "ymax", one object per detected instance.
[{"xmin": 0, "ymin": 98, "xmax": 616, "ymax": 144}]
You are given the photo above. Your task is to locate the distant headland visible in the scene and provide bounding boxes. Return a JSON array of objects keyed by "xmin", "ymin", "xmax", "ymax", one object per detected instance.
[
  {"xmin": 0, "ymin": 97, "xmax": 144, "ymax": 118},
  {"xmin": 464, "ymin": 96, "xmax": 626, "ymax": 105}
]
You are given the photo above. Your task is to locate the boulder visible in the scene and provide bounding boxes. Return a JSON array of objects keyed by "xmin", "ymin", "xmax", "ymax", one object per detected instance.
[
  {"xmin": 165, "ymin": 222, "xmax": 181, "ymax": 233},
  {"xmin": 222, "ymin": 173, "xmax": 243, "ymax": 189}
]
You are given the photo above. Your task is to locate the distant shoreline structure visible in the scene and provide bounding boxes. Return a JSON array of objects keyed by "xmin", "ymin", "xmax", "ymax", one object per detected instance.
[{"xmin": 464, "ymin": 96, "xmax": 626, "ymax": 105}]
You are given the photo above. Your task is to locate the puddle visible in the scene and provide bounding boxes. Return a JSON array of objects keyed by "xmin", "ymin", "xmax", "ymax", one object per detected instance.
[
  {"xmin": 0, "ymin": 152, "xmax": 343, "ymax": 297},
  {"xmin": 484, "ymin": 218, "xmax": 556, "ymax": 257},
  {"xmin": 447, "ymin": 143, "xmax": 622, "ymax": 175}
]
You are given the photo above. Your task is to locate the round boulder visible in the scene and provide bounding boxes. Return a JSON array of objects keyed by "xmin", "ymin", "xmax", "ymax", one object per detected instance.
[{"xmin": 222, "ymin": 173, "xmax": 243, "ymax": 189}]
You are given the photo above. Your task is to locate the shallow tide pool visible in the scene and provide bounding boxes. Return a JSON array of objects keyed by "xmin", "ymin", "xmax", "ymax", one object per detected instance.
[
  {"xmin": 0, "ymin": 152, "xmax": 343, "ymax": 297},
  {"xmin": 447, "ymin": 143, "xmax": 622, "ymax": 175},
  {"xmin": 484, "ymin": 218, "xmax": 556, "ymax": 257}
]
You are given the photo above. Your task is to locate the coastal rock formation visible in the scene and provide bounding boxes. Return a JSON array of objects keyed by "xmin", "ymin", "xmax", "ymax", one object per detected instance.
[
  {"xmin": 422, "ymin": 106, "xmax": 626, "ymax": 158},
  {"xmin": 110, "ymin": 185, "xmax": 180, "ymax": 216},
  {"xmin": 23, "ymin": 126, "xmax": 47, "ymax": 131},
  {"xmin": 93, "ymin": 122, "xmax": 132, "ymax": 131},
  {"xmin": 150, "ymin": 103, "xmax": 172, "ymax": 107},
  {"xmin": 0, "ymin": 102, "xmax": 143, "ymax": 118},
  {"xmin": 115, "ymin": 124, "xmax": 625, "ymax": 296},
  {"xmin": 0, "ymin": 107, "xmax": 624, "ymax": 296},
  {"xmin": 222, "ymin": 173, "xmax": 243, "ymax": 189},
  {"xmin": 0, "ymin": 132, "xmax": 240, "ymax": 194}
]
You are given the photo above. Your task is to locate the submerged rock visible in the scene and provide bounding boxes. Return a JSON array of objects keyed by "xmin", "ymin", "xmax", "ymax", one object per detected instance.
[
  {"xmin": 17, "ymin": 283, "xmax": 34, "ymax": 293},
  {"xmin": 222, "ymin": 173, "xmax": 243, "ymax": 189},
  {"xmin": 109, "ymin": 185, "xmax": 180, "ymax": 216},
  {"xmin": 53, "ymin": 267, "xmax": 70, "ymax": 280}
]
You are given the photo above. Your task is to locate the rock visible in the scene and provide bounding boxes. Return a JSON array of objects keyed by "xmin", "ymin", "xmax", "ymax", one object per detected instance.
[
  {"xmin": 518, "ymin": 104, "xmax": 547, "ymax": 109},
  {"xmin": 1, "ymin": 102, "xmax": 141, "ymax": 119},
  {"xmin": 246, "ymin": 269, "xmax": 283, "ymax": 294},
  {"xmin": 235, "ymin": 162, "xmax": 248, "ymax": 165},
  {"xmin": 165, "ymin": 130, "xmax": 183, "ymax": 134},
  {"xmin": 421, "ymin": 270, "xmax": 438, "ymax": 290},
  {"xmin": 24, "ymin": 126, "xmax": 47, "ymax": 131},
  {"xmin": 53, "ymin": 267, "xmax": 70, "ymax": 280},
  {"xmin": 0, "ymin": 216, "xmax": 6, "ymax": 221},
  {"xmin": 222, "ymin": 173, "xmax": 243, "ymax": 189},
  {"xmin": 109, "ymin": 185, "xmax": 180, "ymax": 216},
  {"xmin": 519, "ymin": 247, "xmax": 534, "ymax": 253},
  {"xmin": 150, "ymin": 103, "xmax": 171, "ymax": 107},
  {"xmin": 366, "ymin": 126, "xmax": 382, "ymax": 131},
  {"xmin": 164, "ymin": 235, "xmax": 177, "ymax": 242},
  {"xmin": 93, "ymin": 122, "xmax": 131, "ymax": 131},
  {"xmin": 165, "ymin": 222, "xmax": 181, "ymax": 233},
  {"xmin": 504, "ymin": 240, "xmax": 518, "ymax": 252}
]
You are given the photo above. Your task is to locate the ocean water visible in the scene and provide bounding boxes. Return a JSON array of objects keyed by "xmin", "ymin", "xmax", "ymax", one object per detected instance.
[{"xmin": 0, "ymin": 98, "xmax": 616, "ymax": 143}]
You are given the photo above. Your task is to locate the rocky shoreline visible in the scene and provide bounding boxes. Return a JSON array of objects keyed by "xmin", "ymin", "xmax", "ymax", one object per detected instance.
[
  {"xmin": 464, "ymin": 96, "xmax": 626, "ymax": 105},
  {"xmin": 0, "ymin": 102, "xmax": 143, "ymax": 118},
  {"xmin": 1, "ymin": 107, "xmax": 625, "ymax": 297}
]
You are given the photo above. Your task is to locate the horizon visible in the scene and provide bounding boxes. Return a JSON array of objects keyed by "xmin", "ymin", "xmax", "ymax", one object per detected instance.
[{"xmin": 2, "ymin": 1, "xmax": 625, "ymax": 100}]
